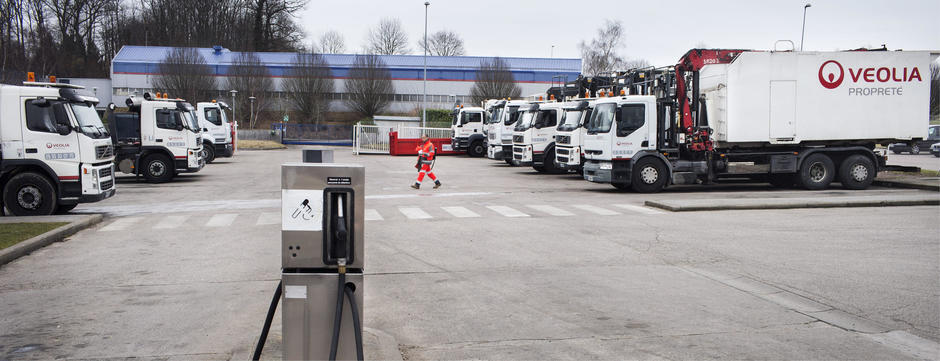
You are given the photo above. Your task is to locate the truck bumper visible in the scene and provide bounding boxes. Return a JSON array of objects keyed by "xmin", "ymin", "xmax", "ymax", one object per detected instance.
[
  {"xmin": 556, "ymin": 146, "xmax": 581, "ymax": 170},
  {"xmin": 452, "ymin": 137, "xmax": 469, "ymax": 151},
  {"xmin": 583, "ymin": 160, "xmax": 613, "ymax": 183},
  {"xmin": 214, "ymin": 143, "xmax": 234, "ymax": 158},
  {"xmin": 80, "ymin": 188, "xmax": 115, "ymax": 203},
  {"xmin": 175, "ymin": 157, "xmax": 205, "ymax": 173},
  {"xmin": 487, "ymin": 146, "xmax": 505, "ymax": 160},
  {"xmin": 512, "ymin": 145, "xmax": 533, "ymax": 166}
]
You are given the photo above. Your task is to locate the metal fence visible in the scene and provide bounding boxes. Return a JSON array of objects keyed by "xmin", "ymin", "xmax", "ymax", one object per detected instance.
[
  {"xmin": 272, "ymin": 123, "xmax": 353, "ymax": 145},
  {"xmin": 397, "ymin": 126, "xmax": 453, "ymax": 139},
  {"xmin": 353, "ymin": 124, "xmax": 394, "ymax": 154}
]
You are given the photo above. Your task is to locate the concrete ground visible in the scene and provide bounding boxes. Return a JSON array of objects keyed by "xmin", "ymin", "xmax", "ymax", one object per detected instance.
[
  {"xmin": 0, "ymin": 147, "xmax": 938, "ymax": 360},
  {"xmin": 888, "ymin": 153, "xmax": 940, "ymax": 171}
]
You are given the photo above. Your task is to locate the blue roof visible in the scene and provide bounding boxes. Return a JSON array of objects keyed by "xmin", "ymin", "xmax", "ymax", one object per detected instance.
[{"xmin": 111, "ymin": 46, "xmax": 581, "ymax": 83}]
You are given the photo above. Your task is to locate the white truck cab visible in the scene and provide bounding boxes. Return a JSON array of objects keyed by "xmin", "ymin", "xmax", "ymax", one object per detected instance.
[
  {"xmin": 0, "ymin": 82, "xmax": 115, "ymax": 215},
  {"xmin": 511, "ymin": 102, "xmax": 565, "ymax": 172},
  {"xmin": 582, "ymin": 95, "xmax": 658, "ymax": 188},
  {"xmin": 108, "ymin": 93, "xmax": 204, "ymax": 183},
  {"xmin": 554, "ymin": 99, "xmax": 594, "ymax": 172},
  {"xmin": 486, "ymin": 100, "xmax": 527, "ymax": 163},
  {"xmin": 195, "ymin": 101, "xmax": 235, "ymax": 163},
  {"xmin": 450, "ymin": 106, "xmax": 486, "ymax": 157}
]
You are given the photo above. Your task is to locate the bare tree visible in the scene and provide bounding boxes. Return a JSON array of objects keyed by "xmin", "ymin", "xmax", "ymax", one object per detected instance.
[
  {"xmin": 366, "ymin": 17, "xmax": 409, "ymax": 55},
  {"xmin": 578, "ymin": 19, "xmax": 626, "ymax": 76},
  {"xmin": 344, "ymin": 54, "xmax": 394, "ymax": 118},
  {"xmin": 931, "ymin": 62, "xmax": 939, "ymax": 120},
  {"xmin": 224, "ymin": 52, "xmax": 273, "ymax": 128},
  {"xmin": 418, "ymin": 30, "xmax": 465, "ymax": 56},
  {"xmin": 622, "ymin": 58, "xmax": 651, "ymax": 70},
  {"xmin": 249, "ymin": 0, "xmax": 307, "ymax": 51},
  {"xmin": 469, "ymin": 57, "xmax": 521, "ymax": 104},
  {"xmin": 283, "ymin": 52, "xmax": 334, "ymax": 124},
  {"xmin": 153, "ymin": 47, "xmax": 217, "ymax": 103},
  {"xmin": 318, "ymin": 30, "xmax": 345, "ymax": 54}
]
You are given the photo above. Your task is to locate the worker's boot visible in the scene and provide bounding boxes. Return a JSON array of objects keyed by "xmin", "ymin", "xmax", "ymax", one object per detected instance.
[
  {"xmin": 433, "ymin": 180, "xmax": 442, "ymax": 189},
  {"xmin": 411, "ymin": 182, "xmax": 420, "ymax": 189}
]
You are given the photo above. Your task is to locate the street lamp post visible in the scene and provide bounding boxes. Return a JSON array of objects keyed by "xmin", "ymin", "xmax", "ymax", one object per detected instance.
[
  {"xmin": 423, "ymin": 1, "xmax": 430, "ymax": 128},
  {"xmin": 551, "ymin": 45, "xmax": 554, "ymax": 58},
  {"xmin": 230, "ymin": 89, "xmax": 238, "ymax": 125},
  {"xmin": 248, "ymin": 96, "xmax": 256, "ymax": 129},
  {"xmin": 801, "ymin": 3, "xmax": 811, "ymax": 51}
]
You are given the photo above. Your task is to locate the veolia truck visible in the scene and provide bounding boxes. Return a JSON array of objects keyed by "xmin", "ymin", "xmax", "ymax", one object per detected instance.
[
  {"xmin": 108, "ymin": 93, "xmax": 204, "ymax": 183},
  {"xmin": 554, "ymin": 99, "xmax": 594, "ymax": 172},
  {"xmin": 195, "ymin": 101, "xmax": 235, "ymax": 163},
  {"xmin": 0, "ymin": 81, "xmax": 115, "ymax": 215},
  {"xmin": 512, "ymin": 101, "xmax": 565, "ymax": 172},
  {"xmin": 583, "ymin": 48, "xmax": 934, "ymax": 192},
  {"xmin": 450, "ymin": 105, "xmax": 486, "ymax": 157},
  {"xmin": 486, "ymin": 100, "xmax": 527, "ymax": 163}
]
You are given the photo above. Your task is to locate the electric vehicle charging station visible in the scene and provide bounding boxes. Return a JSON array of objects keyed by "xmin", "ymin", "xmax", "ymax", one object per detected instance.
[{"xmin": 280, "ymin": 162, "xmax": 365, "ymax": 360}]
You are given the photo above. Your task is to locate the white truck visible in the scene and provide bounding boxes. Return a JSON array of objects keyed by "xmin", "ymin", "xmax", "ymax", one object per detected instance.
[
  {"xmin": 108, "ymin": 93, "xmax": 204, "ymax": 183},
  {"xmin": 0, "ymin": 82, "xmax": 115, "ymax": 215},
  {"xmin": 511, "ymin": 101, "xmax": 566, "ymax": 173},
  {"xmin": 582, "ymin": 49, "xmax": 934, "ymax": 192},
  {"xmin": 450, "ymin": 105, "xmax": 487, "ymax": 157},
  {"xmin": 195, "ymin": 101, "xmax": 235, "ymax": 163},
  {"xmin": 554, "ymin": 99, "xmax": 594, "ymax": 172},
  {"xmin": 486, "ymin": 100, "xmax": 527, "ymax": 163}
]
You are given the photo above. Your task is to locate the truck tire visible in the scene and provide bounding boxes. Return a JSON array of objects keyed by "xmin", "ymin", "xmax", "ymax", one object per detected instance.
[
  {"xmin": 533, "ymin": 165, "xmax": 546, "ymax": 173},
  {"xmin": 201, "ymin": 144, "xmax": 216, "ymax": 163},
  {"xmin": 838, "ymin": 154, "xmax": 875, "ymax": 190},
  {"xmin": 142, "ymin": 154, "xmax": 174, "ymax": 183},
  {"xmin": 911, "ymin": 145, "xmax": 920, "ymax": 155},
  {"xmin": 632, "ymin": 158, "xmax": 668, "ymax": 193},
  {"xmin": 3, "ymin": 172, "xmax": 58, "ymax": 216},
  {"xmin": 798, "ymin": 153, "xmax": 835, "ymax": 190},
  {"xmin": 504, "ymin": 158, "xmax": 513, "ymax": 165},
  {"xmin": 542, "ymin": 148, "xmax": 565, "ymax": 174},
  {"xmin": 468, "ymin": 140, "xmax": 485, "ymax": 157}
]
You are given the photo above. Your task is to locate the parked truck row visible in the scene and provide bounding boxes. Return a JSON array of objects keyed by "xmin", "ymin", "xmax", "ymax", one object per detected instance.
[
  {"xmin": 463, "ymin": 47, "xmax": 936, "ymax": 192},
  {"xmin": 1, "ymin": 79, "xmax": 237, "ymax": 216}
]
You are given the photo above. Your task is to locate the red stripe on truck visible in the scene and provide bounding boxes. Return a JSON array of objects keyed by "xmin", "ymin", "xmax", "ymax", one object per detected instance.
[
  {"xmin": 59, "ymin": 175, "xmax": 79, "ymax": 181},
  {"xmin": 175, "ymin": 156, "xmax": 187, "ymax": 159}
]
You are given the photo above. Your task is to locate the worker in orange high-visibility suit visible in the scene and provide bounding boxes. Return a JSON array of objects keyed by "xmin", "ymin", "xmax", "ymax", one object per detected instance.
[{"xmin": 412, "ymin": 134, "xmax": 442, "ymax": 189}]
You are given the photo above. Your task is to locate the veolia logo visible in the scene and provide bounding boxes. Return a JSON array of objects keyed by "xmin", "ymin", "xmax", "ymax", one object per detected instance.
[{"xmin": 818, "ymin": 60, "xmax": 844, "ymax": 89}]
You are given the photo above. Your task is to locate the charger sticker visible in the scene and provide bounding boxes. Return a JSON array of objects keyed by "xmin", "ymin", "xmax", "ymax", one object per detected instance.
[
  {"xmin": 282, "ymin": 189, "xmax": 323, "ymax": 231},
  {"xmin": 284, "ymin": 285, "xmax": 307, "ymax": 299}
]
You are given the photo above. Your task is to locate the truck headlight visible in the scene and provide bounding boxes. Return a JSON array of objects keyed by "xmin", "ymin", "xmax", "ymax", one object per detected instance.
[{"xmin": 599, "ymin": 162, "xmax": 613, "ymax": 170}]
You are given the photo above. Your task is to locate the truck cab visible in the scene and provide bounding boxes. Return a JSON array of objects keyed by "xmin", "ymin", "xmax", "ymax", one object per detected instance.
[
  {"xmin": 511, "ymin": 102, "xmax": 564, "ymax": 172},
  {"xmin": 554, "ymin": 100, "xmax": 594, "ymax": 172},
  {"xmin": 0, "ymin": 82, "xmax": 115, "ymax": 215},
  {"xmin": 195, "ymin": 101, "xmax": 235, "ymax": 163},
  {"xmin": 486, "ymin": 100, "xmax": 526, "ymax": 163},
  {"xmin": 109, "ymin": 93, "xmax": 204, "ymax": 183},
  {"xmin": 582, "ymin": 95, "xmax": 660, "ymax": 189},
  {"xmin": 450, "ymin": 106, "xmax": 486, "ymax": 157}
]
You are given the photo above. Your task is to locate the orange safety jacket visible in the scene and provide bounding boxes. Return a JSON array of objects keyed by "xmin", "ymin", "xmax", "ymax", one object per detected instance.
[{"xmin": 416, "ymin": 141, "xmax": 436, "ymax": 162}]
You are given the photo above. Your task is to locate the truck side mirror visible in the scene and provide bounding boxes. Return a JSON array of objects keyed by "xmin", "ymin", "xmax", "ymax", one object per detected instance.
[
  {"xmin": 56, "ymin": 124, "xmax": 71, "ymax": 136},
  {"xmin": 175, "ymin": 119, "xmax": 184, "ymax": 131},
  {"xmin": 203, "ymin": 128, "xmax": 209, "ymax": 132}
]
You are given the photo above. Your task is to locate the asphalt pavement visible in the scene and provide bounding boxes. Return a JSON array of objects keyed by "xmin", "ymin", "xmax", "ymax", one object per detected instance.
[{"xmin": 0, "ymin": 147, "xmax": 937, "ymax": 360}]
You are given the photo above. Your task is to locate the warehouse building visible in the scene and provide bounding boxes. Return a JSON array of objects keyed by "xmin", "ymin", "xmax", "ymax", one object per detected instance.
[{"xmin": 108, "ymin": 45, "xmax": 581, "ymax": 112}]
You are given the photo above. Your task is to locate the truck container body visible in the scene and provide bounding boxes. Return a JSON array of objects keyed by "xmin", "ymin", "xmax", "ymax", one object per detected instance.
[
  {"xmin": 583, "ymin": 49, "xmax": 935, "ymax": 192},
  {"xmin": 195, "ymin": 101, "xmax": 235, "ymax": 163},
  {"xmin": 450, "ymin": 106, "xmax": 486, "ymax": 157},
  {"xmin": 554, "ymin": 99, "xmax": 595, "ymax": 172},
  {"xmin": 486, "ymin": 100, "xmax": 527, "ymax": 162},
  {"xmin": 0, "ymin": 82, "xmax": 115, "ymax": 215},
  {"xmin": 512, "ymin": 102, "xmax": 565, "ymax": 172}
]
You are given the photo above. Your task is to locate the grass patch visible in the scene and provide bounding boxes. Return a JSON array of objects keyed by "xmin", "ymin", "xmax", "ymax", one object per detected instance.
[
  {"xmin": 922, "ymin": 169, "xmax": 940, "ymax": 177},
  {"xmin": 237, "ymin": 140, "xmax": 287, "ymax": 150},
  {"xmin": 0, "ymin": 222, "xmax": 69, "ymax": 251}
]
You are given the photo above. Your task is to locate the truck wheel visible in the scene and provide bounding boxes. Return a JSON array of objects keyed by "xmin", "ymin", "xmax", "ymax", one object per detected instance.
[
  {"xmin": 838, "ymin": 154, "xmax": 875, "ymax": 190},
  {"xmin": 201, "ymin": 144, "xmax": 216, "ymax": 164},
  {"xmin": 632, "ymin": 158, "xmax": 668, "ymax": 193},
  {"xmin": 504, "ymin": 158, "xmax": 513, "ymax": 165},
  {"xmin": 533, "ymin": 165, "xmax": 546, "ymax": 173},
  {"xmin": 911, "ymin": 145, "xmax": 920, "ymax": 155},
  {"xmin": 142, "ymin": 154, "xmax": 174, "ymax": 183},
  {"xmin": 3, "ymin": 172, "xmax": 58, "ymax": 216},
  {"xmin": 798, "ymin": 153, "xmax": 835, "ymax": 190},
  {"xmin": 468, "ymin": 141, "xmax": 485, "ymax": 157},
  {"xmin": 542, "ymin": 148, "xmax": 565, "ymax": 174}
]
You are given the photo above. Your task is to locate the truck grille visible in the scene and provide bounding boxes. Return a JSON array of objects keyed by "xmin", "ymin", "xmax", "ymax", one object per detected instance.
[
  {"xmin": 558, "ymin": 156, "xmax": 569, "ymax": 163},
  {"xmin": 100, "ymin": 179, "xmax": 113, "ymax": 190},
  {"xmin": 557, "ymin": 135, "xmax": 571, "ymax": 145},
  {"xmin": 99, "ymin": 167, "xmax": 112, "ymax": 178},
  {"xmin": 513, "ymin": 135, "xmax": 524, "ymax": 143},
  {"xmin": 556, "ymin": 148, "xmax": 570, "ymax": 155},
  {"xmin": 95, "ymin": 144, "xmax": 113, "ymax": 159},
  {"xmin": 513, "ymin": 146, "xmax": 524, "ymax": 154},
  {"xmin": 514, "ymin": 153, "xmax": 522, "ymax": 160}
]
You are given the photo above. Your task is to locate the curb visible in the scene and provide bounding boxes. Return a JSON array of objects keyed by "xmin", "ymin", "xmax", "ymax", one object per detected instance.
[
  {"xmin": 0, "ymin": 214, "xmax": 103, "ymax": 266},
  {"xmin": 872, "ymin": 179, "xmax": 940, "ymax": 192},
  {"xmin": 646, "ymin": 197, "xmax": 940, "ymax": 212}
]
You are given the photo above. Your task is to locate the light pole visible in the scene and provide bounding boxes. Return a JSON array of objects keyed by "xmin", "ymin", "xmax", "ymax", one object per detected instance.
[
  {"xmin": 801, "ymin": 3, "xmax": 811, "ymax": 51},
  {"xmin": 551, "ymin": 45, "xmax": 554, "ymax": 58},
  {"xmin": 230, "ymin": 89, "xmax": 238, "ymax": 125},
  {"xmin": 423, "ymin": 1, "xmax": 430, "ymax": 128},
  {"xmin": 248, "ymin": 96, "xmax": 256, "ymax": 129}
]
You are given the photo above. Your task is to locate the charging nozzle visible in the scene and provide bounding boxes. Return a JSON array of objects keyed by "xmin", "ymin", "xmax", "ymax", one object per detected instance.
[{"xmin": 324, "ymin": 189, "xmax": 354, "ymax": 267}]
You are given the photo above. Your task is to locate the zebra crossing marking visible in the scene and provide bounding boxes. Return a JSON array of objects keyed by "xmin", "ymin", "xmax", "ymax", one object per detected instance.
[
  {"xmin": 399, "ymin": 207, "xmax": 432, "ymax": 219},
  {"xmin": 486, "ymin": 205, "xmax": 529, "ymax": 218},
  {"xmin": 441, "ymin": 206, "xmax": 481, "ymax": 218}
]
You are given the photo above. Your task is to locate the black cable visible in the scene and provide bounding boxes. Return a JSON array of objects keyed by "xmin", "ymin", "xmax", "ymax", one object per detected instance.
[
  {"xmin": 344, "ymin": 284, "xmax": 364, "ymax": 361},
  {"xmin": 329, "ymin": 272, "xmax": 346, "ymax": 361},
  {"xmin": 251, "ymin": 280, "xmax": 282, "ymax": 361}
]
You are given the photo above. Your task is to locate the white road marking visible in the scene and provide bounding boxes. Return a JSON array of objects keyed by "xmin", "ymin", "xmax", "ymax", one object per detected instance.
[
  {"xmin": 367, "ymin": 192, "xmax": 492, "ymax": 200},
  {"xmin": 206, "ymin": 214, "xmax": 238, "ymax": 227},
  {"xmin": 99, "ymin": 217, "xmax": 142, "ymax": 232},
  {"xmin": 612, "ymin": 204, "xmax": 666, "ymax": 215},
  {"xmin": 399, "ymin": 207, "xmax": 432, "ymax": 219},
  {"xmin": 441, "ymin": 206, "xmax": 481, "ymax": 218},
  {"xmin": 256, "ymin": 212, "xmax": 280, "ymax": 225},
  {"xmin": 365, "ymin": 209, "xmax": 384, "ymax": 221},
  {"xmin": 572, "ymin": 205, "xmax": 620, "ymax": 216},
  {"xmin": 153, "ymin": 216, "xmax": 187, "ymax": 229},
  {"xmin": 526, "ymin": 205, "xmax": 574, "ymax": 216},
  {"xmin": 486, "ymin": 205, "xmax": 529, "ymax": 217}
]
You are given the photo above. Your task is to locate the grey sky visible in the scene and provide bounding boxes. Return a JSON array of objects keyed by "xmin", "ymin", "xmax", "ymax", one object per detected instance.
[{"xmin": 298, "ymin": 0, "xmax": 939, "ymax": 66}]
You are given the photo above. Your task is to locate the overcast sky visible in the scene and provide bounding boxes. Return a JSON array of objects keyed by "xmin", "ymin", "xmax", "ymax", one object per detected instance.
[{"xmin": 297, "ymin": 0, "xmax": 939, "ymax": 66}]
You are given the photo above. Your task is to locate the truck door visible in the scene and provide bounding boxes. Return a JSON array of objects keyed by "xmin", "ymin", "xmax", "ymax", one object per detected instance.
[
  {"xmin": 533, "ymin": 109, "xmax": 558, "ymax": 151},
  {"xmin": 20, "ymin": 98, "xmax": 81, "ymax": 179},
  {"xmin": 613, "ymin": 102, "xmax": 648, "ymax": 159},
  {"xmin": 769, "ymin": 81, "xmax": 797, "ymax": 141}
]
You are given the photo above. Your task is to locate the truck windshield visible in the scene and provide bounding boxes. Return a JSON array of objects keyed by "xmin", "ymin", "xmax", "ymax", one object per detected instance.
[
  {"xmin": 489, "ymin": 107, "xmax": 503, "ymax": 124},
  {"xmin": 182, "ymin": 111, "xmax": 199, "ymax": 133},
  {"xmin": 514, "ymin": 111, "xmax": 536, "ymax": 131},
  {"xmin": 558, "ymin": 110, "xmax": 583, "ymax": 131},
  {"xmin": 504, "ymin": 106, "xmax": 520, "ymax": 126},
  {"xmin": 586, "ymin": 103, "xmax": 615, "ymax": 134},
  {"xmin": 70, "ymin": 103, "xmax": 108, "ymax": 138}
]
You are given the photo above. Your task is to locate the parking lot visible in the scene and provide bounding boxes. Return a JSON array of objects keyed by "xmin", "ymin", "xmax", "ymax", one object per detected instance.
[{"xmin": 1, "ymin": 147, "xmax": 938, "ymax": 360}]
